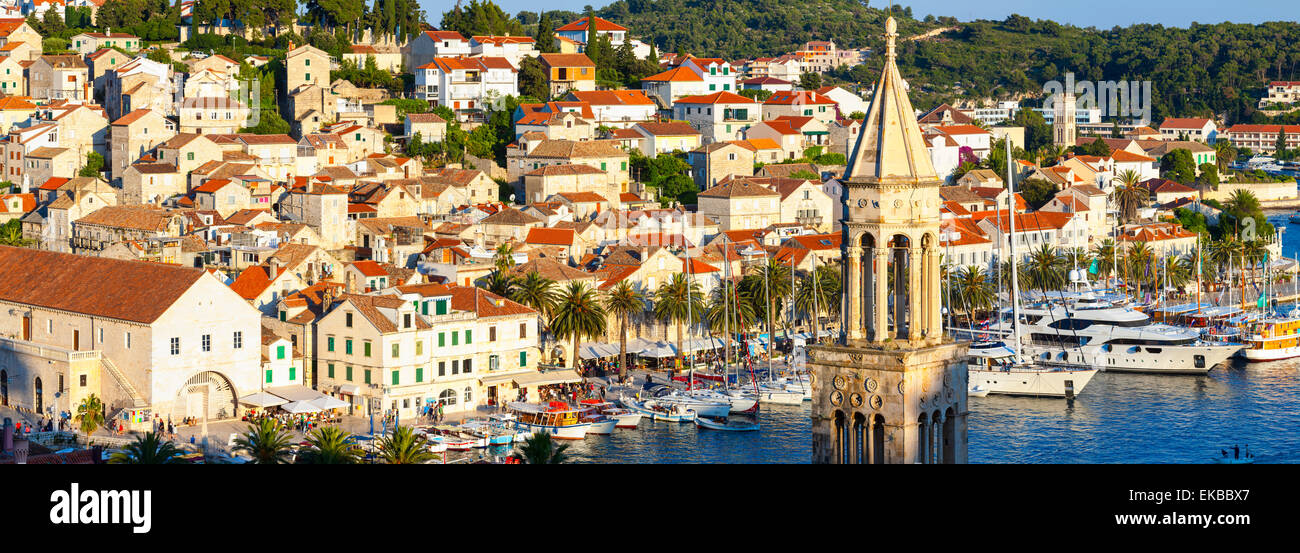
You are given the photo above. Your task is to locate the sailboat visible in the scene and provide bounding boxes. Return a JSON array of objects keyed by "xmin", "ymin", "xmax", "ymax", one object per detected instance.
[{"xmin": 966, "ymin": 138, "xmax": 1099, "ymax": 398}]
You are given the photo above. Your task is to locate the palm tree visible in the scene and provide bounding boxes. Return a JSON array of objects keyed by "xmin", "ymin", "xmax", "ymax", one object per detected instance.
[
  {"xmin": 1125, "ymin": 241, "xmax": 1155, "ymax": 297},
  {"xmin": 484, "ymin": 270, "xmax": 517, "ymax": 297},
  {"xmin": 232, "ymin": 418, "xmax": 295, "ymax": 464},
  {"xmin": 952, "ymin": 265, "xmax": 995, "ymax": 320},
  {"xmin": 512, "ymin": 431, "xmax": 569, "ymax": 464},
  {"xmin": 493, "ymin": 242, "xmax": 516, "ymax": 272},
  {"xmin": 1089, "ymin": 238, "xmax": 1118, "ymax": 281},
  {"xmin": 550, "ymin": 282, "xmax": 607, "ymax": 369},
  {"xmin": 377, "ymin": 425, "xmax": 435, "ymax": 464},
  {"xmin": 705, "ymin": 280, "xmax": 758, "ymax": 336},
  {"xmin": 794, "ymin": 265, "xmax": 840, "ymax": 341},
  {"xmin": 510, "ymin": 270, "xmax": 557, "ymax": 316},
  {"xmin": 510, "ymin": 270, "xmax": 557, "ymax": 354},
  {"xmin": 0, "ymin": 222, "xmax": 30, "ymax": 247},
  {"xmin": 1038, "ymin": 144, "xmax": 1066, "ymax": 166},
  {"xmin": 296, "ymin": 426, "xmax": 361, "ymax": 464},
  {"xmin": 1215, "ymin": 140, "xmax": 1237, "ymax": 172},
  {"xmin": 653, "ymin": 273, "xmax": 703, "ymax": 365},
  {"xmin": 1110, "ymin": 169, "xmax": 1149, "ymax": 224},
  {"xmin": 746, "ymin": 259, "xmax": 793, "ymax": 359},
  {"xmin": 1025, "ymin": 244, "xmax": 1067, "ymax": 293},
  {"xmin": 74, "ymin": 394, "xmax": 105, "ymax": 438},
  {"xmin": 603, "ymin": 281, "xmax": 645, "ymax": 380},
  {"xmin": 1242, "ymin": 239, "xmax": 1269, "ymax": 292},
  {"xmin": 1165, "ymin": 255, "xmax": 1193, "ymax": 291},
  {"xmin": 109, "ymin": 432, "xmax": 179, "ymax": 464}
]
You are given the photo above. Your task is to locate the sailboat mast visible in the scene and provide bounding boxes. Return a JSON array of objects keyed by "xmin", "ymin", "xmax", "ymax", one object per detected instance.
[
  {"xmin": 1006, "ymin": 138, "xmax": 1023, "ymax": 359},
  {"xmin": 681, "ymin": 213, "xmax": 696, "ymax": 386}
]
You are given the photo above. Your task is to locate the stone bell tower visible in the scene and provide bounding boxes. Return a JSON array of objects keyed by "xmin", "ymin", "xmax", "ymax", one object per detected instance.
[
  {"xmin": 808, "ymin": 17, "xmax": 969, "ymax": 464},
  {"xmin": 1053, "ymin": 91, "xmax": 1077, "ymax": 147}
]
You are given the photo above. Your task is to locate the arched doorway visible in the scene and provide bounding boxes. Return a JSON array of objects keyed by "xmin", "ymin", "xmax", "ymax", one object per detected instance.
[
  {"xmin": 943, "ymin": 407, "xmax": 956, "ymax": 464},
  {"xmin": 853, "ymin": 412, "xmax": 867, "ymax": 464},
  {"xmin": 174, "ymin": 371, "xmax": 237, "ymax": 421},
  {"xmin": 916, "ymin": 412, "xmax": 929, "ymax": 464},
  {"xmin": 1, "ymin": 369, "xmax": 7, "ymax": 407},
  {"xmin": 34, "ymin": 377, "xmax": 43, "ymax": 414},
  {"xmin": 833, "ymin": 410, "xmax": 846, "ymax": 464},
  {"xmin": 872, "ymin": 414, "xmax": 886, "ymax": 464}
]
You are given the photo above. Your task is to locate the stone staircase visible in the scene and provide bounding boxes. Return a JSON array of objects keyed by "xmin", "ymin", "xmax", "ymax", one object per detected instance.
[{"xmin": 99, "ymin": 356, "xmax": 147, "ymax": 409}]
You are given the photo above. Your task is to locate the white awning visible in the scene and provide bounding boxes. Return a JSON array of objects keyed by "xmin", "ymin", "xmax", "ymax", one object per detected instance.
[
  {"xmin": 479, "ymin": 373, "xmax": 517, "ymax": 385},
  {"xmin": 309, "ymin": 396, "xmax": 350, "ymax": 411},
  {"xmin": 513, "ymin": 370, "xmax": 583, "ymax": 387},
  {"xmin": 265, "ymin": 385, "xmax": 331, "ymax": 403},
  {"xmin": 338, "ymin": 384, "xmax": 362, "ymax": 395},
  {"xmin": 239, "ymin": 391, "xmax": 287, "ymax": 408},
  {"xmin": 281, "ymin": 400, "xmax": 323, "ymax": 414}
]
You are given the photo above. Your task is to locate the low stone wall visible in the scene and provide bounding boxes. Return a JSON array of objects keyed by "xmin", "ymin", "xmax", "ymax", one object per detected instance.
[{"xmin": 1204, "ymin": 181, "xmax": 1298, "ymax": 203}]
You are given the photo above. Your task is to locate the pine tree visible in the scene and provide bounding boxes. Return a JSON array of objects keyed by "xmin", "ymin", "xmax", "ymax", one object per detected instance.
[
  {"xmin": 1278, "ymin": 128, "xmax": 1288, "ymax": 156},
  {"xmin": 536, "ymin": 13, "xmax": 557, "ymax": 53}
]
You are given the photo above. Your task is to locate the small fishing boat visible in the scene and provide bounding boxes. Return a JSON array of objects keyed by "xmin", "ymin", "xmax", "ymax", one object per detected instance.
[
  {"xmin": 655, "ymin": 392, "xmax": 731, "ymax": 417},
  {"xmin": 684, "ymin": 388, "xmax": 758, "ymax": 413},
  {"xmin": 1289, "ymin": 213, "xmax": 1300, "ymax": 225},
  {"xmin": 578, "ymin": 400, "xmax": 641, "ymax": 429},
  {"xmin": 968, "ymin": 385, "xmax": 990, "ymax": 398},
  {"xmin": 507, "ymin": 401, "xmax": 591, "ymax": 440},
  {"xmin": 621, "ymin": 396, "xmax": 697, "ymax": 422},
  {"xmin": 694, "ymin": 416, "xmax": 760, "ymax": 432},
  {"xmin": 755, "ymin": 385, "xmax": 804, "ymax": 405}
]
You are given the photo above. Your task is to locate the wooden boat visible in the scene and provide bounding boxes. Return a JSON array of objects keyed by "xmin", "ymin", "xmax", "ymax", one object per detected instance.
[
  {"xmin": 694, "ymin": 416, "xmax": 760, "ymax": 432},
  {"xmin": 507, "ymin": 401, "xmax": 591, "ymax": 440},
  {"xmin": 620, "ymin": 396, "xmax": 697, "ymax": 422},
  {"xmin": 578, "ymin": 400, "xmax": 638, "ymax": 431}
]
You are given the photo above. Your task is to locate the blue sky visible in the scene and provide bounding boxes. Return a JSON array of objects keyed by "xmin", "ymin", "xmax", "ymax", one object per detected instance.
[{"xmin": 422, "ymin": 0, "xmax": 1283, "ymax": 29}]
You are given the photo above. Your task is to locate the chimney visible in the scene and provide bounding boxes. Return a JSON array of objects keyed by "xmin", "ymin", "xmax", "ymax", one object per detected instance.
[{"xmin": 346, "ymin": 271, "xmax": 357, "ymax": 294}]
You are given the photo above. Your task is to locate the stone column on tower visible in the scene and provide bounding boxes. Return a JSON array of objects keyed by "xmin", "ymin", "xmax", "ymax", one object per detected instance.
[
  {"xmin": 872, "ymin": 247, "xmax": 889, "ymax": 342},
  {"xmin": 908, "ymin": 246, "xmax": 923, "ymax": 345},
  {"xmin": 845, "ymin": 245, "xmax": 863, "ymax": 341}
]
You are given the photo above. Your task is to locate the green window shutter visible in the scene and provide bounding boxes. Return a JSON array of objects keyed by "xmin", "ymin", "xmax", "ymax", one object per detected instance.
[
  {"xmin": 327, "ymin": 364, "xmax": 335, "ymax": 378},
  {"xmin": 436, "ymin": 299, "xmax": 447, "ymax": 315},
  {"xmin": 416, "ymin": 367, "xmax": 423, "ymax": 382},
  {"xmin": 392, "ymin": 343, "xmax": 399, "ymax": 357},
  {"xmin": 364, "ymin": 370, "xmax": 371, "ymax": 384},
  {"xmin": 289, "ymin": 366, "xmax": 296, "ymax": 381},
  {"xmin": 709, "ymin": 84, "xmax": 715, "ymax": 91},
  {"xmin": 328, "ymin": 337, "xmax": 335, "ymax": 352},
  {"xmin": 421, "ymin": 301, "xmax": 429, "ymax": 315},
  {"xmin": 345, "ymin": 340, "xmax": 352, "ymax": 354},
  {"xmin": 519, "ymin": 351, "xmax": 527, "ymax": 367},
  {"xmin": 452, "ymin": 332, "xmax": 459, "ymax": 346},
  {"xmin": 621, "ymin": 161, "xmax": 627, "ymax": 170},
  {"xmin": 438, "ymin": 332, "xmax": 445, "ymax": 347},
  {"xmin": 346, "ymin": 366, "xmax": 353, "ymax": 381},
  {"xmin": 601, "ymin": 162, "xmax": 607, "ymax": 171},
  {"xmin": 265, "ymin": 370, "xmax": 272, "ymax": 383},
  {"xmin": 392, "ymin": 370, "xmax": 399, "ymax": 385},
  {"xmin": 276, "ymin": 345, "xmax": 285, "ymax": 360},
  {"xmin": 465, "ymin": 330, "xmax": 472, "ymax": 344},
  {"xmin": 279, "ymin": 311, "xmax": 286, "ymax": 321},
  {"xmin": 364, "ymin": 342, "xmax": 372, "ymax": 357},
  {"xmin": 305, "ymin": 59, "xmax": 310, "ymax": 66},
  {"xmin": 305, "ymin": 73, "xmax": 310, "ymax": 81}
]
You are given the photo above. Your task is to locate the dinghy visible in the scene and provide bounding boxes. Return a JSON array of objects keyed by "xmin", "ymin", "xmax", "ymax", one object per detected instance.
[{"xmin": 694, "ymin": 416, "xmax": 760, "ymax": 432}]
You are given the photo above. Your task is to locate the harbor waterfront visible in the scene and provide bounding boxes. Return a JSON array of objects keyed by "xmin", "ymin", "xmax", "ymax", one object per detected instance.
[{"xmin": 427, "ymin": 357, "xmax": 1299, "ymax": 464}]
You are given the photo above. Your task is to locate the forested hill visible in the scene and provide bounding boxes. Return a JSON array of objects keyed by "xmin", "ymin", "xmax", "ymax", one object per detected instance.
[
  {"xmin": 593, "ymin": 0, "xmax": 922, "ymax": 58},
  {"xmin": 590, "ymin": 1, "xmax": 1300, "ymax": 124}
]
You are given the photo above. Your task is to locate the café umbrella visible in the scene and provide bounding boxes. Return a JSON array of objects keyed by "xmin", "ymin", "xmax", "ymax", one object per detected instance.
[{"xmin": 281, "ymin": 400, "xmax": 324, "ymax": 414}]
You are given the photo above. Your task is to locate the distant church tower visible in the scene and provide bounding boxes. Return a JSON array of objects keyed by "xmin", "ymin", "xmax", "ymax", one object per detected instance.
[
  {"xmin": 1053, "ymin": 91, "xmax": 1077, "ymax": 147},
  {"xmin": 808, "ymin": 17, "xmax": 969, "ymax": 464}
]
